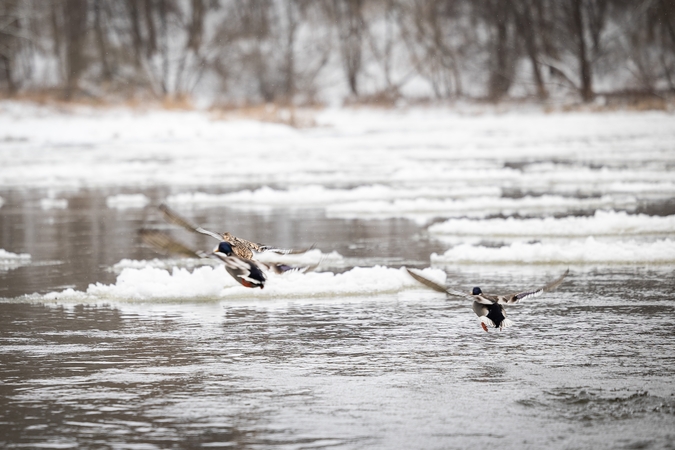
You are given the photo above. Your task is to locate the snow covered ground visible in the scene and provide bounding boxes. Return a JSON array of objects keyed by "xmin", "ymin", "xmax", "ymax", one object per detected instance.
[{"xmin": 1, "ymin": 101, "xmax": 674, "ymax": 300}]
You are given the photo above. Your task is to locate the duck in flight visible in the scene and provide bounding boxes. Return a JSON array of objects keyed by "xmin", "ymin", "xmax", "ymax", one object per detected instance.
[
  {"xmin": 406, "ymin": 268, "xmax": 569, "ymax": 332},
  {"xmin": 158, "ymin": 203, "xmax": 295, "ymax": 260},
  {"xmin": 212, "ymin": 241, "xmax": 266, "ymax": 289},
  {"xmin": 138, "ymin": 228, "xmax": 268, "ymax": 288}
]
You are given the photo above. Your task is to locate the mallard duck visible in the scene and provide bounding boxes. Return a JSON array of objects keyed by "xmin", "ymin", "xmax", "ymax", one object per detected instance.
[
  {"xmin": 406, "ymin": 268, "xmax": 569, "ymax": 332},
  {"xmin": 212, "ymin": 241, "xmax": 266, "ymax": 289},
  {"xmin": 139, "ymin": 229, "xmax": 306, "ymax": 288},
  {"xmin": 158, "ymin": 203, "xmax": 293, "ymax": 260}
]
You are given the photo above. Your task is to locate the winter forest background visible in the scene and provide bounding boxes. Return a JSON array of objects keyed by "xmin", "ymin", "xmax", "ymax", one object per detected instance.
[{"xmin": 1, "ymin": 0, "xmax": 674, "ymax": 108}]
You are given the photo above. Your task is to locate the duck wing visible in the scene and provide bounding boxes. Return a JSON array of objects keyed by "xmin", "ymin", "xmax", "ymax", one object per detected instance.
[
  {"xmin": 159, "ymin": 203, "xmax": 224, "ymax": 241},
  {"xmin": 508, "ymin": 268, "xmax": 570, "ymax": 303},
  {"xmin": 406, "ymin": 268, "xmax": 472, "ymax": 299},
  {"xmin": 160, "ymin": 204, "xmax": 299, "ymax": 256},
  {"xmin": 139, "ymin": 229, "xmax": 207, "ymax": 259}
]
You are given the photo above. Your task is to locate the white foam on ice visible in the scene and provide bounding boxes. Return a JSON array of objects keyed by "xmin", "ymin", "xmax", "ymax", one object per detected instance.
[
  {"xmin": 428, "ymin": 210, "xmax": 675, "ymax": 237},
  {"xmin": 326, "ymin": 195, "xmax": 638, "ymax": 220},
  {"xmin": 112, "ymin": 257, "xmax": 214, "ymax": 273},
  {"xmin": 254, "ymin": 249, "xmax": 345, "ymax": 267},
  {"xmin": 106, "ymin": 194, "xmax": 150, "ymax": 209},
  {"xmin": 165, "ymin": 185, "xmax": 501, "ymax": 208},
  {"xmin": 0, "ymin": 249, "xmax": 31, "ymax": 262},
  {"xmin": 37, "ymin": 265, "xmax": 444, "ymax": 303},
  {"xmin": 40, "ymin": 198, "xmax": 68, "ymax": 210},
  {"xmin": 430, "ymin": 237, "xmax": 675, "ymax": 265},
  {"xmin": 0, "ymin": 249, "xmax": 31, "ymax": 271}
]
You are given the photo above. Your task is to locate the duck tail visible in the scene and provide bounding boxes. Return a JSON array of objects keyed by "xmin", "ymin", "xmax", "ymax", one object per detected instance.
[
  {"xmin": 479, "ymin": 316, "xmax": 496, "ymax": 331},
  {"xmin": 499, "ymin": 318, "xmax": 514, "ymax": 330}
]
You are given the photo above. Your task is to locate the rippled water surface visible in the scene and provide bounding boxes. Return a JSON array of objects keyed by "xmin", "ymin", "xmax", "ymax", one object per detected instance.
[{"xmin": 1, "ymin": 193, "xmax": 674, "ymax": 449}]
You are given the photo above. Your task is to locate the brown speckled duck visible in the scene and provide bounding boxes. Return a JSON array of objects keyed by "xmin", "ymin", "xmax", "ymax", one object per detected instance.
[{"xmin": 158, "ymin": 203, "xmax": 293, "ymax": 260}]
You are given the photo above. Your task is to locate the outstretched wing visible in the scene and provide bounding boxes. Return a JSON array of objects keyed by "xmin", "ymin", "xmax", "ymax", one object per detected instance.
[
  {"xmin": 139, "ymin": 229, "xmax": 207, "ymax": 259},
  {"xmin": 158, "ymin": 203, "xmax": 223, "ymax": 241},
  {"xmin": 510, "ymin": 268, "xmax": 570, "ymax": 303},
  {"xmin": 160, "ymin": 204, "xmax": 299, "ymax": 256},
  {"xmin": 406, "ymin": 268, "xmax": 472, "ymax": 299}
]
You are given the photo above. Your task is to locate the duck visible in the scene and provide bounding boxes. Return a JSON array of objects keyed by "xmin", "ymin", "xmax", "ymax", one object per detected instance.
[
  {"xmin": 406, "ymin": 268, "xmax": 569, "ymax": 332},
  {"xmin": 158, "ymin": 203, "xmax": 293, "ymax": 260},
  {"xmin": 139, "ymin": 228, "xmax": 306, "ymax": 288},
  {"xmin": 212, "ymin": 241, "xmax": 266, "ymax": 289}
]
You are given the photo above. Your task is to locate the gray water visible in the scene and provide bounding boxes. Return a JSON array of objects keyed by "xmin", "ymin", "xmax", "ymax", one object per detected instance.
[{"xmin": 1, "ymin": 189, "xmax": 675, "ymax": 449}]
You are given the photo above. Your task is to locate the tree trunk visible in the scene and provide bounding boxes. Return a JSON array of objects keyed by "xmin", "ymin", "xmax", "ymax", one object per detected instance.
[
  {"xmin": 335, "ymin": 0, "xmax": 363, "ymax": 97},
  {"xmin": 94, "ymin": 0, "xmax": 112, "ymax": 82},
  {"xmin": 571, "ymin": 0, "xmax": 593, "ymax": 102},
  {"xmin": 513, "ymin": 1, "xmax": 548, "ymax": 100},
  {"xmin": 126, "ymin": 0, "xmax": 143, "ymax": 67},
  {"xmin": 63, "ymin": 0, "xmax": 88, "ymax": 100},
  {"xmin": 187, "ymin": 0, "xmax": 204, "ymax": 52},
  {"xmin": 487, "ymin": 2, "xmax": 513, "ymax": 101}
]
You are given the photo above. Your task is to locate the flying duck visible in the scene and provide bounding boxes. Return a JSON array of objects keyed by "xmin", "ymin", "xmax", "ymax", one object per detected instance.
[
  {"xmin": 139, "ymin": 229, "xmax": 307, "ymax": 288},
  {"xmin": 406, "ymin": 268, "xmax": 569, "ymax": 332},
  {"xmin": 212, "ymin": 241, "xmax": 266, "ymax": 289},
  {"xmin": 158, "ymin": 203, "xmax": 293, "ymax": 260}
]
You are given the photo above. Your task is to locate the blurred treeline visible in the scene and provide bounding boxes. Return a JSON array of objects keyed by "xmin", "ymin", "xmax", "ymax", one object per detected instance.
[{"xmin": 0, "ymin": 0, "xmax": 673, "ymax": 106}]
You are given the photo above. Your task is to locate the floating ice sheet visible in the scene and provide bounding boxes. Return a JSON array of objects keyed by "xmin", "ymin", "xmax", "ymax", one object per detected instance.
[
  {"xmin": 431, "ymin": 237, "xmax": 675, "ymax": 265},
  {"xmin": 40, "ymin": 198, "xmax": 68, "ymax": 210},
  {"xmin": 165, "ymin": 185, "xmax": 501, "ymax": 208},
  {"xmin": 429, "ymin": 210, "xmax": 675, "ymax": 237},
  {"xmin": 326, "ymin": 195, "xmax": 638, "ymax": 220},
  {"xmin": 39, "ymin": 265, "xmax": 445, "ymax": 303},
  {"xmin": 106, "ymin": 194, "xmax": 150, "ymax": 209},
  {"xmin": 0, "ymin": 249, "xmax": 31, "ymax": 272}
]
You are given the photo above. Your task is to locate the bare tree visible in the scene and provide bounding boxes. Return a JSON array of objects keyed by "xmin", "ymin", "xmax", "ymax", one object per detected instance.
[
  {"xmin": 398, "ymin": 0, "xmax": 467, "ymax": 99},
  {"xmin": 557, "ymin": 0, "xmax": 609, "ymax": 101},
  {"xmin": 333, "ymin": 0, "xmax": 364, "ymax": 97},
  {"xmin": 0, "ymin": 0, "xmax": 21, "ymax": 94},
  {"xmin": 62, "ymin": 0, "xmax": 88, "ymax": 100},
  {"xmin": 471, "ymin": 0, "xmax": 519, "ymax": 101},
  {"xmin": 511, "ymin": 0, "xmax": 549, "ymax": 99}
]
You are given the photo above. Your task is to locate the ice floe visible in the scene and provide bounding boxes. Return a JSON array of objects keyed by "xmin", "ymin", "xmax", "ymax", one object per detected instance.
[
  {"xmin": 430, "ymin": 237, "xmax": 675, "ymax": 265},
  {"xmin": 165, "ymin": 185, "xmax": 502, "ymax": 209},
  {"xmin": 326, "ymin": 195, "xmax": 638, "ymax": 221},
  {"xmin": 40, "ymin": 197, "xmax": 68, "ymax": 210},
  {"xmin": 41, "ymin": 265, "xmax": 445, "ymax": 302},
  {"xmin": 106, "ymin": 194, "xmax": 150, "ymax": 209},
  {"xmin": 429, "ymin": 211, "xmax": 675, "ymax": 237},
  {"xmin": 0, "ymin": 249, "xmax": 31, "ymax": 271}
]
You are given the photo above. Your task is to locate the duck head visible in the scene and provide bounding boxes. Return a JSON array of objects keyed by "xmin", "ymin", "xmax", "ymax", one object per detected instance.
[
  {"xmin": 214, "ymin": 241, "xmax": 234, "ymax": 256},
  {"xmin": 472, "ymin": 287, "xmax": 482, "ymax": 295}
]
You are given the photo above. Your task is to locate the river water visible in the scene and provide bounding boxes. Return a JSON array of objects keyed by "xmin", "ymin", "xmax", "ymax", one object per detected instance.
[
  {"xmin": 1, "ymin": 189, "xmax": 674, "ymax": 449},
  {"xmin": 1, "ymin": 105, "xmax": 674, "ymax": 449}
]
